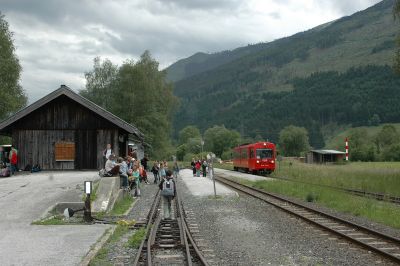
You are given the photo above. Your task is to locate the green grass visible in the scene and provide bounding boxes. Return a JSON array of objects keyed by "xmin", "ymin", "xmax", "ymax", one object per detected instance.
[
  {"xmin": 32, "ymin": 215, "xmax": 67, "ymax": 225},
  {"xmin": 88, "ymin": 247, "xmax": 112, "ymax": 266},
  {"xmin": 82, "ymin": 181, "xmax": 100, "ymax": 202},
  {"xmin": 214, "ymin": 162, "xmax": 234, "ymax": 171},
  {"xmin": 89, "ymin": 225, "xmax": 130, "ymax": 266},
  {"xmin": 110, "ymin": 195, "xmax": 134, "ymax": 216},
  {"xmin": 237, "ymin": 177, "xmax": 400, "ymax": 229},
  {"xmin": 126, "ymin": 227, "xmax": 147, "ymax": 248},
  {"xmin": 274, "ymin": 160, "xmax": 400, "ymax": 196},
  {"xmin": 109, "ymin": 225, "xmax": 129, "ymax": 243}
]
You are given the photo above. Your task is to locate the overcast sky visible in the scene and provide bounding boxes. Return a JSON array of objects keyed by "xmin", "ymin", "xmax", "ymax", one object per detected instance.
[{"xmin": 1, "ymin": 0, "xmax": 381, "ymax": 102}]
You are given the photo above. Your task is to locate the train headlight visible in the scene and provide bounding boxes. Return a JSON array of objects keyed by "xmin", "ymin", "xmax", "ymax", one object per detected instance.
[
  {"xmin": 271, "ymin": 160, "xmax": 274, "ymax": 163},
  {"xmin": 256, "ymin": 160, "xmax": 260, "ymax": 164}
]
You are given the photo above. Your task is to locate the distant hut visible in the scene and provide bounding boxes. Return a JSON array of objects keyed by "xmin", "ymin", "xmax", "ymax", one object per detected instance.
[
  {"xmin": 306, "ymin": 150, "xmax": 345, "ymax": 164},
  {"xmin": 0, "ymin": 85, "xmax": 144, "ymax": 170}
]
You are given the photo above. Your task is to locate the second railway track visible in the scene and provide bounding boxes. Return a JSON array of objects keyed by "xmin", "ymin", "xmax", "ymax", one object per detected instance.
[
  {"xmin": 230, "ymin": 168, "xmax": 400, "ymax": 205},
  {"xmin": 215, "ymin": 174, "xmax": 400, "ymax": 264}
]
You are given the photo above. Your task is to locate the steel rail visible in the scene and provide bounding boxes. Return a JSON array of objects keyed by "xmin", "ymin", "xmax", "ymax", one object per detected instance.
[
  {"xmin": 175, "ymin": 191, "xmax": 193, "ymax": 266},
  {"xmin": 216, "ymin": 174, "xmax": 400, "ymax": 264},
  {"xmin": 133, "ymin": 188, "xmax": 209, "ymax": 266},
  {"xmin": 231, "ymin": 169, "xmax": 400, "ymax": 204},
  {"xmin": 177, "ymin": 192, "xmax": 210, "ymax": 266},
  {"xmin": 132, "ymin": 190, "xmax": 161, "ymax": 266},
  {"xmin": 271, "ymin": 175, "xmax": 400, "ymax": 205}
]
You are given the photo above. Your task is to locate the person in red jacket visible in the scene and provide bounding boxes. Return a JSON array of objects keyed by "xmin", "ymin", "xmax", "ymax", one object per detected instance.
[
  {"xmin": 195, "ymin": 160, "xmax": 201, "ymax": 177},
  {"xmin": 9, "ymin": 146, "xmax": 18, "ymax": 175}
]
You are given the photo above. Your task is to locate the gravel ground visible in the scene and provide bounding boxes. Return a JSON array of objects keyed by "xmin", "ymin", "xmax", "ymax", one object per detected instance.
[
  {"xmin": 303, "ymin": 198, "xmax": 400, "ymax": 240},
  {"xmin": 221, "ymin": 169, "xmax": 400, "ymax": 240},
  {"xmin": 178, "ymin": 177, "xmax": 397, "ymax": 266},
  {"xmin": 92, "ymin": 173, "xmax": 160, "ymax": 265}
]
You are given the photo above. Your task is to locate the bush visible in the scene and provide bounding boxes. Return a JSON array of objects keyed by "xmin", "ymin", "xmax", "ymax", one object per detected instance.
[
  {"xmin": 221, "ymin": 150, "xmax": 233, "ymax": 160},
  {"xmin": 183, "ymin": 153, "xmax": 196, "ymax": 162},
  {"xmin": 306, "ymin": 192, "xmax": 319, "ymax": 202},
  {"xmin": 176, "ymin": 144, "xmax": 187, "ymax": 161}
]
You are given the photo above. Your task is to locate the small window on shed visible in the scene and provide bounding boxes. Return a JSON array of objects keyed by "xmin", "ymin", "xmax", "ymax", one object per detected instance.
[{"xmin": 55, "ymin": 142, "xmax": 75, "ymax": 161}]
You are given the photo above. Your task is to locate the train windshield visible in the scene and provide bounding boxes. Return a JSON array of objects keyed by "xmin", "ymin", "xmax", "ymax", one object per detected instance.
[{"xmin": 256, "ymin": 149, "xmax": 273, "ymax": 159}]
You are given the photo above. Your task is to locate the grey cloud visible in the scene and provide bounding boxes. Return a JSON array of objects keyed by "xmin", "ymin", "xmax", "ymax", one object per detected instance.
[
  {"xmin": 1, "ymin": 0, "xmax": 383, "ymax": 102},
  {"xmin": 154, "ymin": 0, "xmax": 242, "ymax": 10},
  {"xmin": 317, "ymin": 0, "xmax": 382, "ymax": 15},
  {"xmin": 269, "ymin": 12, "xmax": 281, "ymax": 19}
]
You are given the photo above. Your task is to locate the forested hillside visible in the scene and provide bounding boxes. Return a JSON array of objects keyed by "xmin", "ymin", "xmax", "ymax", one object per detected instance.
[
  {"xmin": 175, "ymin": 65, "xmax": 400, "ymax": 148},
  {"xmin": 170, "ymin": 0, "xmax": 400, "ymax": 148}
]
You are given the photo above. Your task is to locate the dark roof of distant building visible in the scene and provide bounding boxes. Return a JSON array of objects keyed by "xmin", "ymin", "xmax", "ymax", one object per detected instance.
[
  {"xmin": 0, "ymin": 85, "xmax": 144, "ymax": 139},
  {"xmin": 310, "ymin": 149, "xmax": 345, "ymax": 155}
]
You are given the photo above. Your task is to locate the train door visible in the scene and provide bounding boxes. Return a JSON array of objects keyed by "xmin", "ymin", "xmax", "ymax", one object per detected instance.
[{"xmin": 249, "ymin": 147, "xmax": 255, "ymax": 170}]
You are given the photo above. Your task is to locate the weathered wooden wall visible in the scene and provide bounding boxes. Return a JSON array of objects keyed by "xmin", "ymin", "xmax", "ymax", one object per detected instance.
[
  {"xmin": 13, "ymin": 130, "xmax": 75, "ymax": 170},
  {"xmin": 96, "ymin": 129, "xmax": 120, "ymax": 169},
  {"xmin": 11, "ymin": 95, "xmax": 118, "ymax": 130},
  {"xmin": 13, "ymin": 129, "xmax": 125, "ymax": 170},
  {"xmin": 9, "ymin": 96, "xmax": 131, "ymax": 170}
]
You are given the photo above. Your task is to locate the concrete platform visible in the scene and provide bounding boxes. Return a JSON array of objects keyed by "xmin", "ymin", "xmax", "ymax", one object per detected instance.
[
  {"xmin": 0, "ymin": 171, "xmax": 111, "ymax": 266},
  {"xmin": 179, "ymin": 169, "xmax": 237, "ymax": 197},
  {"xmin": 214, "ymin": 168, "xmax": 274, "ymax": 182}
]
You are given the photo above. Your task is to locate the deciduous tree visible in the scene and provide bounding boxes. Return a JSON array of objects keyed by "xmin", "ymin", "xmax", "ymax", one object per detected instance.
[
  {"xmin": 204, "ymin": 125, "xmax": 240, "ymax": 157},
  {"xmin": 0, "ymin": 13, "xmax": 26, "ymax": 121},
  {"xmin": 80, "ymin": 51, "xmax": 178, "ymax": 157},
  {"xmin": 278, "ymin": 126, "xmax": 310, "ymax": 156},
  {"xmin": 178, "ymin": 126, "xmax": 201, "ymax": 145}
]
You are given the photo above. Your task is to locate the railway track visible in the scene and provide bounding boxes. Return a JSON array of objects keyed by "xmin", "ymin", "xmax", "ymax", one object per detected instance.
[
  {"xmin": 231, "ymin": 169, "xmax": 400, "ymax": 205},
  {"xmin": 270, "ymin": 175, "xmax": 400, "ymax": 205},
  {"xmin": 215, "ymin": 174, "xmax": 400, "ymax": 264},
  {"xmin": 133, "ymin": 189, "xmax": 210, "ymax": 266}
]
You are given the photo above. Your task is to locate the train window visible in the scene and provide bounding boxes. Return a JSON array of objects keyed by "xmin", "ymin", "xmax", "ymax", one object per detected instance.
[
  {"xmin": 241, "ymin": 149, "xmax": 247, "ymax": 159},
  {"xmin": 256, "ymin": 149, "xmax": 273, "ymax": 159},
  {"xmin": 250, "ymin": 148, "xmax": 254, "ymax": 158}
]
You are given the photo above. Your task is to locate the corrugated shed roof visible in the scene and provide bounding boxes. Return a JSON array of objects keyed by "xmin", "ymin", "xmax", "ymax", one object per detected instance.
[{"xmin": 310, "ymin": 149, "xmax": 346, "ymax": 155}]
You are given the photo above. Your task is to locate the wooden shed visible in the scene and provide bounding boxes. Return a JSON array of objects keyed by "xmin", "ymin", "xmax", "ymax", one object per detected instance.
[
  {"xmin": 0, "ymin": 85, "xmax": 144, "ymax": 170},
  {"xmin": 306, "ymin": 150, "xmax": 345, "ymax": 164}
]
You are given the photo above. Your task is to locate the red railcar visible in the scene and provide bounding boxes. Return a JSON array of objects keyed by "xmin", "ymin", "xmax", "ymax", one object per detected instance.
[{"xmin": 233, "ymin": 142, "xmax": 276, "ymax": 174}]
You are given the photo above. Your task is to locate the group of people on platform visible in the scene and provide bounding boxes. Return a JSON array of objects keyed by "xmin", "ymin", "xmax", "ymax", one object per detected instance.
[
  {"xmin": 100, "ymin": 144, "xmax": 179, "ymax": 202},
  {"xmin": 191, "ymin": 158, "xmax": 208, "ymax": 177},
  {"xmin": 101, "ymin": 144, "xmax": 149, "ymax": 197},
  {"xmin": 100, "ymin": 143, "xmax": 179, "ymax": 219},
  {"xmin": 0, "ymin": 146, "xmax": 19, "ymax": 177}
]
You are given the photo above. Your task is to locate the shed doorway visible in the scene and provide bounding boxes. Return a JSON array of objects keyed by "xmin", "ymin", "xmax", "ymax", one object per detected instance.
[{"xmin": 75, "ymin": 130, "xmax": 97, "ymax": 169}]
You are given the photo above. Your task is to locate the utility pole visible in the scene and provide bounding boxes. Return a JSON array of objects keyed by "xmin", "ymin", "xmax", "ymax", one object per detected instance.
[
  {"xmin": 209, "ymin": 153, "xmax": 217, "ymax": 198},
  {"xmin": 201, "ymin": 139, "xmax": 204, "ymax": 159}
]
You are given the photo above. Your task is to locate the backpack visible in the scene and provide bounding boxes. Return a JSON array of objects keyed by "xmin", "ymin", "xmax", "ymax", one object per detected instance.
[
  {"xmin": 31, "ymin": 164, "xmax": 41, "ymax": 173},
  {"xmin": 1, "ymin": 167, "xmax": 10, "ymax": 177},
  {"xmin": 161, "ymin": 179, "xmax": 174, "ymax": 197},
  {"xmin": 24, "ymin": 164, "xmax": 32, "ymax": 172}
]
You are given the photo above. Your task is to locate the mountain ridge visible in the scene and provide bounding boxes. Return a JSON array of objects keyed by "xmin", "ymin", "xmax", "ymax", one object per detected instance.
[{"xmin": 169, "ymin": 0, "xmax": 400, "ymax": 148}]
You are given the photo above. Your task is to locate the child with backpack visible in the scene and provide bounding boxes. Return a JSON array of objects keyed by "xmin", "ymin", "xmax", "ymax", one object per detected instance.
[
  {"xmin": 151, "ymin": 162, "xmax": 159, "ymax": 184},
  {"xmin": 131, "ymin": 166, "xmax": 141, "ymax": 197},
  {"xmin": 202, "ymin": 160, "xmax": 208, "ymax": 177},
  {"xmin": 158, "ymin": 170, "xmax": 176, "ymax": 219}
]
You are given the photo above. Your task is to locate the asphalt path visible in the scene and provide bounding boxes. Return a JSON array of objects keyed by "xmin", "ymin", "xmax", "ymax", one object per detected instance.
[{"xmin": 0, "ymin": 171, "xmax": 110, "ymax": 266}]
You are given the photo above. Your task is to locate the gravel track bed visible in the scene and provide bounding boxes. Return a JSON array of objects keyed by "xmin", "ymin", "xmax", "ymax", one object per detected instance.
[
  {"xmin": 95, "ymin": 173, "xmax": 159, "ymax": 265},
  {"xmin": 301, "ymin": 198, "xmax": 400, "ymax": 239},
  {"xmin": 223, "ymin": 170, "xmax": 400, "ymax": 239},
  {"xmin": 242, "ymin": 183, "xmax": 400, "ymax": 240},
  {"xmin": 178, "ymin": 177, "xmax": 397, "ymax": 266}
]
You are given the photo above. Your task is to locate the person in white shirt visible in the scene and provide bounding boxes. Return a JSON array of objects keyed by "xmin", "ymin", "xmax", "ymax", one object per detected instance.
[
  {"xmin": 105, "ymin": 154, "xmax": 120, "ymax": 176},
  {"xmin": 102, "ymin": 143, "xmax": 113, "ymax": 167}
]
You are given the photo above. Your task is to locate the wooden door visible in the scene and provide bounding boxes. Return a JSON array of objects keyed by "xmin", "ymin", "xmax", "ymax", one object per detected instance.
[{"xmin": 75, "ymin": 130, "xmax": 97, "ymax": 169}]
